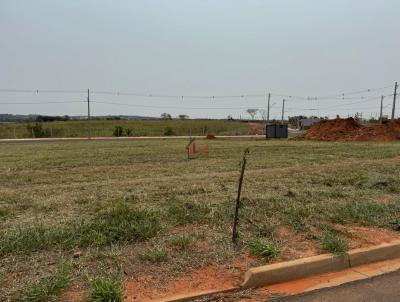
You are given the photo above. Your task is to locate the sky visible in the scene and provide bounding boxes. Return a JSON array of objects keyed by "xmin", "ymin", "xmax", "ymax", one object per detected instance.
[{"xmin": 0, "ymin": 0, "xmax": 399, "ymax": 119}]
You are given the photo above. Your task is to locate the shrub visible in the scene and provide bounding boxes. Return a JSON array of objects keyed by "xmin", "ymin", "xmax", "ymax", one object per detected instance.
[
  {"xmin": 248, "ymin": 239, "xmax": 279, "ymax": 261},
  {"xmin": 89, "ymin": 277, "xmax": 123, "ymax": 302},
  {"xmin": 113, "ymin": 126, "xmax": 124, "ymax": 137},
  {"xmin": 26, "ymin": 123, "xmax": 49, "ymax": 138},
  {"xmin": 164, "ymin": 127, "xmax": 175, "ymax": 136},
  {"xmin": 125, "ymin": 128, "xmax": 133, "ymax": 136}
]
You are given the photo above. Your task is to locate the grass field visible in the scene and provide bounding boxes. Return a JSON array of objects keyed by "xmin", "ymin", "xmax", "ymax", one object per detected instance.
[
  {"xmin": 0, "ymin": 119, "xmax": 256, "ymax": 139},
  {"xmin": 1, "ymin": 139, "xmax": 400, "ymax": 300}
]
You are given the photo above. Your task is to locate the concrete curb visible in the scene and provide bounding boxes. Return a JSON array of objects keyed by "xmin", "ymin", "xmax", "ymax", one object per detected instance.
[
  {"xmin": 161, "ymin": 240, "xmax": 400, "ymax": 301},
  {"xmin": 242, "ymin": 239, "xmax": 400, "ymax": 289}
]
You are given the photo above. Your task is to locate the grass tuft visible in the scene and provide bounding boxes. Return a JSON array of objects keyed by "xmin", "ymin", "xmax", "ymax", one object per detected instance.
[
  {"xmin": 320, "ymin": 230, "xmax": 348, "ymax": 254},
  {"xmin": 248, "ymin": 239, "xmax": 279, "ymax": 261},
  {"xmin": 167, "ymin": 201, "xmax": 211, "ymax": 225},
  {"xmin": 169, "ymin": 235, "xmax": 196, "ymax": 251},
  {"xmin": 20, "ymin": 266, "xmax": 70, "ymax": 302},
  {"xmin": 89, "ymin": 277, "xmax": 123, "ymax": 302},
  {"xmin": 140, "ymin": 248, "xmax": 168, "ymax": 263}
]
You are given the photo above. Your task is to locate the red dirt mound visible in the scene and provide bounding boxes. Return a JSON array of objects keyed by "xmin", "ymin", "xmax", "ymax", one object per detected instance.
[
  {"xmin": 305, "ymin": 118, "xmax": 400, "ymax": 141},
  {"xmin": 205, "ymin": 134, "xmax": 217, "ymax": 139}
]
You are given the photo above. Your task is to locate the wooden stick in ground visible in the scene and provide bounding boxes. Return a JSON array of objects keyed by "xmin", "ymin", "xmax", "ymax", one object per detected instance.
[{"xmin": 232, "ymin": 148, "xmax": 250, "ymax": 244}]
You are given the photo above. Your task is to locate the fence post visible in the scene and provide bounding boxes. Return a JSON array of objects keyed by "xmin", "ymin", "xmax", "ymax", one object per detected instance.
[{"xmin": 232, "ymin": 148, "xmax": 250, "ymax": 244}]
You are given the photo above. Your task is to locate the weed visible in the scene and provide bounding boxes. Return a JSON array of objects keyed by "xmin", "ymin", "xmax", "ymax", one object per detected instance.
[
  {"xmin": 248, "ymin": 239, "xmax": 279, "ymax": 261},
  {"xmin": 20, "ymin": 266, "xmax": 70, "ymax": 302},
  {"xmin": 89, "ymin": 277, "xmax": 123, "ymax": 302},
  {"xmin": 0, "ymin": 207, "xmax": 11, "ymax": 220},
  {"xmin": 286, "ymin": 206, "xmax": 310, "ymax": 232},
  {"xmin": 253, "ymin": 221, "xmax": 278, "ymax": 238},
  {"xmin": 170, "ymin": 235, "xmax": 196, "ymax": 251},
  {"xmin": 140, "ymin": 247, "xmax": 168, "ymax": 263},
  {"xmin": 320, "ymin": 231, "xmax": 348, "ymax": 254},
  {"xmin": 167, "ymin": 201, "xmax": 211, "ymax": 225}
]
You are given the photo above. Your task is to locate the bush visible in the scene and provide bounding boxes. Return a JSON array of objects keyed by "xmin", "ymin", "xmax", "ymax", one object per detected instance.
[
  {"xmin": 248, "ymin": 239, "xmax": 279, "ymax": 261},
  {"xmin": 164, "ymin": 127, "xmax": 175, "ymax": 136},
  {"xmin": 89, "ymin": 277, "xmax": 123, "ymax": 302},
  {"xmin": 26, "ymin": 123, "xmax": 49, "ymax": 138},
  {"xmin": 113, "ymin": 126, "xmax": 124, "ymax": 137},
  {"xmin": 125, "ymin": 128, "xmax": 133, "ymax": 136}
]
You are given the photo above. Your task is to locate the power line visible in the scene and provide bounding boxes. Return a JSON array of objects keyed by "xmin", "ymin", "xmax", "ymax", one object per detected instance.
[
  {"xmin": 0, "ymin": 89, "xmax": 86, "ymax": 94},
  {"xmin": 0, "ymin": 100, "xmax": 84, "ymax": 105},
  {"xmin": 0, "ymin": 83, "xmax": 394, "ymax": 102},
  {"xmin": 92, "ymin": 100, "xmax": 259, "ymax": 110}
]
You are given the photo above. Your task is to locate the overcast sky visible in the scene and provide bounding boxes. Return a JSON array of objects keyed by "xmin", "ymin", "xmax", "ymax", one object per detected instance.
[{"xmin": 1, "ymin": 0, "xmax": 399, "ymax": 119}]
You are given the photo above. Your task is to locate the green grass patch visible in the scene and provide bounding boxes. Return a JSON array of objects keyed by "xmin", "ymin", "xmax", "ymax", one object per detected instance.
[
  {"xmin": 0, "ymin": 119, "xmax": 253, "ymax": 139},
  {"xmin": 20, "ymin": 266, "xmax": 70, "ymax": 302},
  {"xmin": 89, "ymin": 277, "xmax": 123, "ymax": 302},
  {"xmin": 248, "ymin": 239, "xmax": 279, "ymax": 261},
  {"xmin": 140, "ymin": 248, "xmax": 168, "ymax": 263},
  {"xmin": 320, "ymin": 230, "xmax": 348, "ymax": 254},
  {"xmin": 0, "ymin": 203, "xmax": 161, "ymax": 255},
  {"xmin": 167, "ymin": 201, "xmax": 211, "ymax": 225},
  {"xmin": 169, "ymin": 235, "xmax": 196, "ymax": 251},
  {"xmin": 328, "ymin": 201, "xmax": 400, "ymax": 227}
]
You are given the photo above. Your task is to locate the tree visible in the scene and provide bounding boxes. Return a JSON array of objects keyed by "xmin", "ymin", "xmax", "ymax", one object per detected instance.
[
  {"xmin": 288, "ymin": 115, "xmax": 307, "ymax": 126},
  {"xmin": 246, "ymin": 109, "xmax": 258, "ymax": 120},
  {"xmin": 178, "ymin": 114, "xmax": 189, "ymax": 120},
  {"xmin": 259, "ymin": 109, "xmax": 268, "ymax": 121},
  {"xmin": 161, "ymin": 113, "xmax": 172, "ymax": 120}
]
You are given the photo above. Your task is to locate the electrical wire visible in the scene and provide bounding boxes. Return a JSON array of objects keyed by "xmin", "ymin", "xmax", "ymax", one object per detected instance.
[{"xmin": 0, "ymin": 100, "xmax": 84, "ymax": 105}]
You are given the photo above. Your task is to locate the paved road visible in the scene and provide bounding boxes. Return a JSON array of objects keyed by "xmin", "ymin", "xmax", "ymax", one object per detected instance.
[{"xmin": 275, "ymin": 270, "xmax": 400, "ymax": 302}]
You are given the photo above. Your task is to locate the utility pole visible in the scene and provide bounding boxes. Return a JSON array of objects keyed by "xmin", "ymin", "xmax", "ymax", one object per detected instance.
[
  {"xmin": 87, "ymin": 88, "xmax": 91, "ymax": 138},
  {"xmin": 391, "ymin": 82, "xmax": 398, "ymax": 120},
  {"xmin": 267, "ymin": 93, "xmax": 271, "ymax": 124},
  {"xmin": 281, "ymin": 99, "xmax": 285, "ymax": 124},
  {"xmin": 380, "ymin": 95, "xmax": 384, "ymax": 124}
]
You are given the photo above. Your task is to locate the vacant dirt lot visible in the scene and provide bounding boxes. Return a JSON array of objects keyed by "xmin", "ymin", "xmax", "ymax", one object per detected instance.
[{"xmin": 1, "ymin": 139, "xmax": 400, "ymax": 301}]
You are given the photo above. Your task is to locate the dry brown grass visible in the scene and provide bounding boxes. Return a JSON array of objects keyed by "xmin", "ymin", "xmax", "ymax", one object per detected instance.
[{"xmin": 1, "ymin": 139, "xmax": 400, "ymax": 300}]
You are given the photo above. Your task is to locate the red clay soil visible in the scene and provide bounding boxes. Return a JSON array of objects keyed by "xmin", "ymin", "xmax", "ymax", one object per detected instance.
[
  {"xmin": 304, "ymin": 118, "xmax": 400, "ymax": 141},
  {"xmin": 124, "ymin": 265, "xmax": 242, "ymax": 301}
]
